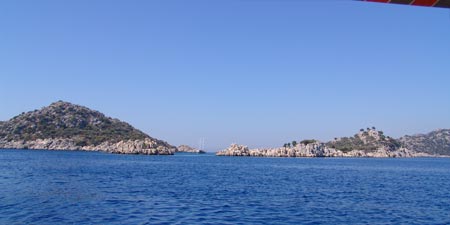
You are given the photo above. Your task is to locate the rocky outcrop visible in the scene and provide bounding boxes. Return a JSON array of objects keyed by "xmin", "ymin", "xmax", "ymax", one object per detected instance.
[
  {"xmin": 176, "ymin": 145, "xmax": 206, "ymax": 154},
  {"xmin": 0, "ymin": 101, "xmax": 176, "ymax": 155},
  {"xmin": 216, "ymin": 144, "xmax": 251, "ymax": 156}
]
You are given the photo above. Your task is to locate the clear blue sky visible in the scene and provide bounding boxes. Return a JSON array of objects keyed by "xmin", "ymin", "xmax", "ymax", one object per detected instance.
[{"xmin": 1, "ymin": 0, "xmax": 449, "ymax": 150}]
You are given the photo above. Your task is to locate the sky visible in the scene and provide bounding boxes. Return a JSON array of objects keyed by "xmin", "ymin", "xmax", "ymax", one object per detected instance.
[{"xmin": 1, "ymin": 0, "xmax": 449, "ymax": 151}]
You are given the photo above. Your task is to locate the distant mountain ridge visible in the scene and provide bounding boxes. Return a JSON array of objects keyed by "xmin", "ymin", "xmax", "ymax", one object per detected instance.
[
  {"xmin": 400, "ymin": 129, "xmax": 450, "ymax": 156},
  {"xmin": 0, "ymin": 101, "xmax": 176, "ymax": 155}
]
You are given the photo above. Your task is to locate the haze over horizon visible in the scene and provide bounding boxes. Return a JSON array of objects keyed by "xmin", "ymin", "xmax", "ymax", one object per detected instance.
[{"xmin": 1, "ymin": 1, "xmax": 449, "ymax": 150}]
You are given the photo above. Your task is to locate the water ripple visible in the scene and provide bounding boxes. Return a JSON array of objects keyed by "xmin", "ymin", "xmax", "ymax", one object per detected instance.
[{"xmin": 1, "ymin": 150, "xmax": 450, "ymax": 224}]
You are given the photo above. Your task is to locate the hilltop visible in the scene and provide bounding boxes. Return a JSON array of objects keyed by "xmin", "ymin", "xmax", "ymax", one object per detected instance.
[
  {"xmin": 326, "ymin": 127, "xmax": 401, "ymax": 153},
  {"xmin": 0, "ymin": 101, "xmax": 176, "ymax": 155}
]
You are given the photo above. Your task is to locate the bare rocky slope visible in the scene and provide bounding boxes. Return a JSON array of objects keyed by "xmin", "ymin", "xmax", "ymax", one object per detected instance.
[
  {"xmin": 217, "ymin": 128, "xmax": 449, "ymax": 158},
  {"xmin": 399, "ymin": 129, "xmax": 450, "ymax": 156},
  {"xmin": 0, "ymin": 101, "xmax": 176, "ymax": 155}
]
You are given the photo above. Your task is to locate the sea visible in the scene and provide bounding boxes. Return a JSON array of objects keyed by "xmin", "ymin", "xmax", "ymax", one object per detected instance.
[{"xmin": 1, "ymin": 149, "xmax": 449, "ymax": 224}]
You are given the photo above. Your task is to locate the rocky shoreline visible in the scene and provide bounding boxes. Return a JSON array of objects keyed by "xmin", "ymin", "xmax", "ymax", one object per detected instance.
[
  {"xmin": 216, "ymin": 143, "xmax": 438, "ymax": 158},
  {"xmin": 0, "ymin": 138, "xmax": 176, "ymax": 155}
]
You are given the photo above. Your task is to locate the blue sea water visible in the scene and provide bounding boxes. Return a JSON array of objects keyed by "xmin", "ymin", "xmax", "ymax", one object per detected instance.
[{"xmin": 1, "ymin": 150, "xmax": 450, "ymax": 224}]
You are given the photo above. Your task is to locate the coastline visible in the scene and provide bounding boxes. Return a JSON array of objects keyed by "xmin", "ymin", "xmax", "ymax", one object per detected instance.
[
  {"xmin": 0, "ymin": 138, "xmax": 176, "ymax": 155},
  {"xmin": 215, "ymin": 143, "xmax": 445, "ymax": 158},
  {"xmin": 0, "ymin": 148, "xmax": 448, "ymax": 158}
]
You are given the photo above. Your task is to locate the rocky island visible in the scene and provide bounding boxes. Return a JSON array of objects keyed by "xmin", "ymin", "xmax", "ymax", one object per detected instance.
[
  {"xmin": 0, "ymin": 101, "xmax": 176, "ymax": 155},
  {"xmin": 217, "ymin": 128, "xmax": 450, "ymax": 158}
]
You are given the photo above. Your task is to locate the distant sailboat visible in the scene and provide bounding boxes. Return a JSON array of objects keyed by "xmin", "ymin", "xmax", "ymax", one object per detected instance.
[{"xmin": 198, "ymin": 138, "xmax": 206, "ymax": 154}]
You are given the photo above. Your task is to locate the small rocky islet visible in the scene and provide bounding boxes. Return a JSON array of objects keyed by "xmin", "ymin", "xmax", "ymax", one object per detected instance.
[
  {"xmin": 1, "ymin": 101, "xmax": 449, "ymax": 157},
  {"xmin": 176, "ymin": 145, "xmax": 206, "ymax": 154}
]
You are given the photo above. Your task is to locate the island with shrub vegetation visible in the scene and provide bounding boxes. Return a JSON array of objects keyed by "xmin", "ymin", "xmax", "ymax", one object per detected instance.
[
  {"xmin": 217, "ymin": 127, "xmax": 450, "ymax": 158},
  {"xmin": 0, "ymin": 101, "xmax": 176, "ymax": 155}
]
